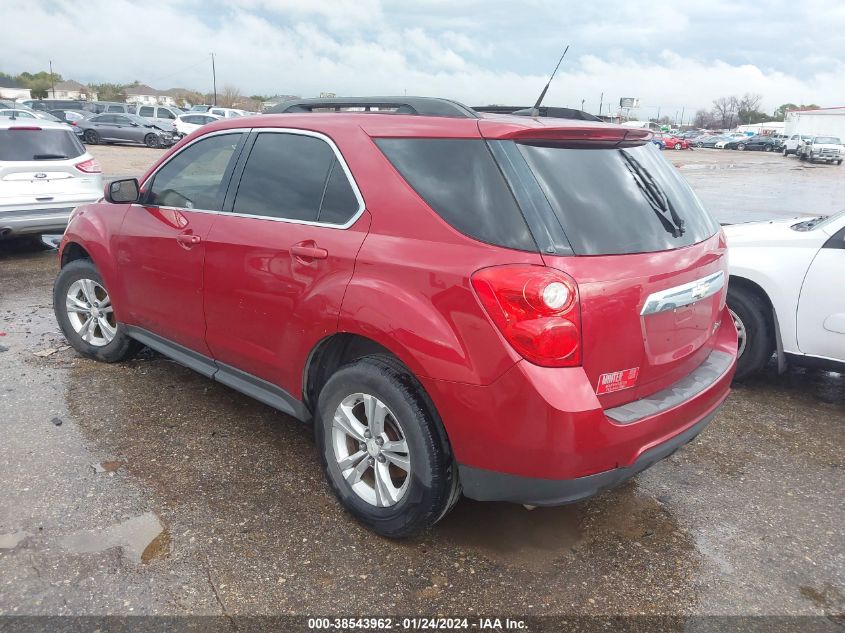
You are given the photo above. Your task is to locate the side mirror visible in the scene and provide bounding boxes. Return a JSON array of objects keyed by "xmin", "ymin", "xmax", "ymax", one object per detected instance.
[{"xmin": 105, "ymin": 178, "xmax": 140, "ymax": 204}]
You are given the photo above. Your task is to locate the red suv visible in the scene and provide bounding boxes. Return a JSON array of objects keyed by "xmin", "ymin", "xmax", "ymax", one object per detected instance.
[{"xmin": 53, "ymin": 97, "xmax": 737, "ymax": 538}]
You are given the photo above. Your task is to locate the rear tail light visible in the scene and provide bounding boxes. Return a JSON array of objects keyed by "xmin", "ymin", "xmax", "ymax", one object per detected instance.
[
  {"xmin": 9, "ymin": 126, "xmax": 43, "ymax": 131},
  {"xmin": 471, "ymin": 265, "xmax": 581, "ymax": 367},
  {"xmin": 75, "ymin": 158, "xmax": 102, "ymax": 173}
]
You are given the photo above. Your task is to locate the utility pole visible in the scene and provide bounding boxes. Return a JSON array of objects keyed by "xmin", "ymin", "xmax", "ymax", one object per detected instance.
[
  {"xmin": 49, "ymin": 60, "xmax": 56, "ymax": 98},
  {"xmin": 599, "ymin": 92, "xmax": 603, "ymax": 116},
  {"xmin": 680, "ymin": 106, "xmax": 685, "ymax": 127},
  {"xmin": 211, "ymin": 52, "xmax": 217, "ymax": 106},
  {"xmin": 581, "ymin": 98, "xmax": 585, "ymax": 112}
]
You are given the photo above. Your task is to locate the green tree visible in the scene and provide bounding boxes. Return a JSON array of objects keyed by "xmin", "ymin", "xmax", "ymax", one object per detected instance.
[{"xmin": 30, "ymin": 85, "xmax": 49, "ymax": 99}]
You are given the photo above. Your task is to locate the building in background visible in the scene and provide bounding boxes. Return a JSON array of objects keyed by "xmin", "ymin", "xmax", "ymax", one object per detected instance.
[
  {"xmin": 51, "ymin": 80, "xmax": 97, "ymax": 101},
  {"xmin": 125, "ymin": 85, "xmax": 177, "ymax": 107},
  {"xmin": 0, "ymin": 76, "xmax": 31, "ymax": 101}
]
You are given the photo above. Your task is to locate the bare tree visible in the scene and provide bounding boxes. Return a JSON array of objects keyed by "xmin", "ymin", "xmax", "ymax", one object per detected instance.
[
  {"xmin": 711, "ymin": 96, "xmax": 739, "ymax": 129},
  {"xmin": 219, "ymin": 85, "xmax": 242, "ymax": 108},
  {"xmin": 737, "ymin": 93, "xmax": 763, "ymax": 124},
  {"xmin": 693, "ymin": 108, "xmax": 714, "ymax": 129}
]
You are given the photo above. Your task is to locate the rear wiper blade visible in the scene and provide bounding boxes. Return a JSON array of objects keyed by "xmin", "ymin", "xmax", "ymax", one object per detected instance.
[
  {"xmin": 620, "ymin": 151, "xmax": 686, "ymax": 237},
  {"xmin": 33, "ymin": 153, "xmax": 68, "ymax": 160}
]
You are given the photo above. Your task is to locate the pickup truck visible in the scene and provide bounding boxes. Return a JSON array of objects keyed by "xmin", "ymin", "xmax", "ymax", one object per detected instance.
[
  {"xmin": 781, "ymin": 134, "xmax": 813, "ymax": 156},
  {"xmin": 796, "ymin": 136, "xmax": 844, "ymax": 165}
]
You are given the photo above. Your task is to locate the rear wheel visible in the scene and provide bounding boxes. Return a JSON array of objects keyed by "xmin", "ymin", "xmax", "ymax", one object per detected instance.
[
  {"xmin": 727, "ymin": 286, "xmax": 774, "ymax": 380},
  {"xmin": 53, "ymin": 259, "xmax": 141, "ymax": 363},
  {"xmin": 737, "ymin": 143, "xmax": 746, "ymax": 151},
  {"xmin": 763, "ymin": 144, "xmax": 772, "ymax": 152},
  {"xmin": 144, "ymin": 134, "xmax": 160, "ymax": 148},
  {"xmin": 674, "ymin": 142, "xmax": 682, "ymax": 150},
  {"xmin": 83, "ymin": 129, "xmax": 99, "ymax": 145},
  {"xmin": 315, "ymin": 355, "xmax": 459, "ymax": 538}
]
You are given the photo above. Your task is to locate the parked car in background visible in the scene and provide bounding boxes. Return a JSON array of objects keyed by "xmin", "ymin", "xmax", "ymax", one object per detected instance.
[
  {"xmin": 796, "ymin": 136, "xmax": 843, "ymax": 164},
  {"xmin": 208, "ymin": 107, "xmax": 248, "ymax": 119},
  {"xmin": 782, "ymin": 134, "xmax": 813, "ymax": 156},
  {"xmin": 189, "ymin": 104, "xmax": 212, "ymax": 112},
  {"xmin": 725, "ymin": 210, "xmax": 845, "ymax": 379},
  {"xmin": 724, "ymin": 135, "xmax": 780, "ymax": 151},
  {"xmin": 133, "ymin": 104, "xmax": 182, "ymax": 129},
  {"xmin": 172, "ymin": 112, "xmax": 222, "ymax": 138},
  {"xmin": 654, "ymin": 133, "xmax": 689, "ymax": 150},
  {"xmin": 0, "ymin": 118, "xmax": 102, "ymax": 238},
  {"xmin": 91, "ymin": 102, "xmax": 133, "ymax": 115},
  {"xmin": 76, "ymin": 113, "xmax": 176, "ymax": 148},
  {"xmin": 651, "ymin": 138, "xmax": 666, "ymax": 150},
  {"xmin": 21, "ymin": 99, "xmax": 96, "ymax": 113},
  {"xmin": 52, "ymin": 97, "xmax": 736, "ymax": 537},
  {"xmin": 49, "ymin": 109, "xmax": 91, "ymax": 124}
]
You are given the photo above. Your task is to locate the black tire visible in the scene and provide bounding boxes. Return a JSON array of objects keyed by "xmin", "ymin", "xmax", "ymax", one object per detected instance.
[
  {"xmin": 763, "ymin": 144, "xmax": 772, "ymax": 152},
  {"xmin": 53, "ymin": 259, "xmax": 141, "ymax": 363},
  {"xmin": 144, "ymin": 134, "xmax": 160, "ymax": 149},
  {"xmin": 838, "ymin": 160, "xmax": 843, "ymax": 166},
  {"xmin": 799, "ymin": 153, "xmax": 806, "ymax": 161},
  {"xmin": 83, "ymin": 129, "xmax": 99, "ymax": 145},
  {"xmin": 782, "ymin": 147, "xmax": 788, "ymax": 156},
  {"xmin": 727, "ymin": 286, "xmax": 774, "ymax": 380},
  {"xmin": 737, "ymin": 143, "xmax": 746, "ymax": 151},
  {"xmin": 696, "ymin": 141, "xmax": 704, "ymax": 147},
  {"xmin": 315, "ymin": 355, "xmax": 460, "ymax": 538}
]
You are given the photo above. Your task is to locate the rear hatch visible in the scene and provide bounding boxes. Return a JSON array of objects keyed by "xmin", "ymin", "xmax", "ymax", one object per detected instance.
[
  {"xmin": 481, "ymin": 122, "xmax": 726, "ymax": 408},
  {"xmin": 0, "ymin": 126, "xmax": 100, "ymax": 209}
]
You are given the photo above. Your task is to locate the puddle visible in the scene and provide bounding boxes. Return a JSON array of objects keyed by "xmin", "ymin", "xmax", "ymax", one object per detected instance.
[
  {"xmin": 0, "ymin": 530, "xmax": 32, "ymax": 549},
  {"xmin": 91, "ymin": 460, "xmax": 124, "ymax": 473},
  {"xmin": 60, "ymin": 512, "xmax": 169, "ymax": 564},
  {"xmin": 436, "ymin": 500, "xmax": 582, "ymax": 569}
]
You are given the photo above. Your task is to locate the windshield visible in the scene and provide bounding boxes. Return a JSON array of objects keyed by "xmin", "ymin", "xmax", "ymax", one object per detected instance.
[
  {"xmin": 814, "ymin": 137, "xmax": 841, "ymax": 144},
  {"xmin": 517, "ymin": 142, "xmax": 720, "ymax": 255},
  {"xmin": 0, "ymin": 128, "xmax": 85, "ymax": 161}
]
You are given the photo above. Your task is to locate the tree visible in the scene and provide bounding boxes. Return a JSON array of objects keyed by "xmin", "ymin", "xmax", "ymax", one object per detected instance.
[
  {"xmin": 219, "ymin": 85, "xmax": 242, "ymax": 108},
  {"xmin": 711, "ymin": 96, "xmax": 739, "ymax": 129},
  {"xmin": 89, "ymin": 83, "xmax": 126, "ymax": 102},
  {"xmin": 30, "ymin": 85, "xmax": 49, "ymax": 99},
  {"xmin": 693, "ymin": 108, "xmax": 714, "ymax": 129},
  {"xmin": 736, "ymin": 93, "xmax": 766, "ymax": 125}
]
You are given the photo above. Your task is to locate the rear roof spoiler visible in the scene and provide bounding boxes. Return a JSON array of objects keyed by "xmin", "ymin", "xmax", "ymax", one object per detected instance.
[{"xmin": 473, "ymin": 105, "xmax": 602, "ymax": 122}]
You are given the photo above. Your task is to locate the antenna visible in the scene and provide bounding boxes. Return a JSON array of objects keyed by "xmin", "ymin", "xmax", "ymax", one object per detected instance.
[{"xmin": 530, "ymin": 45, "xmax": 569, "ymax": 117}]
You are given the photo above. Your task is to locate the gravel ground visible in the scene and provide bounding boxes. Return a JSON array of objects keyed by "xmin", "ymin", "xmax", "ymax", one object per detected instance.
[{"xmin": 0, "ymin": 145, "xmax": 843, "ymax": 630}]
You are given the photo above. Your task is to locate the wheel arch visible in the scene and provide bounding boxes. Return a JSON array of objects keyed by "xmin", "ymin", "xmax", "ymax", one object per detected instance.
[{"xmin": 729, "ymin": 275, "xmax": 786, "ymax": 372}]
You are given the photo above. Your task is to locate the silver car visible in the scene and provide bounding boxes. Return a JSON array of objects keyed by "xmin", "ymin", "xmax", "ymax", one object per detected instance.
[
  {"xmin": 133, "ymin": 104, "xmax": 182, "ymax": 129},
  {"xmin": 0, "ymin": 118, "xmax": 103, "ymax": 238},
  {"xmin": 76, "ymin": 113, "xmax": 175, "ymax": 148}
]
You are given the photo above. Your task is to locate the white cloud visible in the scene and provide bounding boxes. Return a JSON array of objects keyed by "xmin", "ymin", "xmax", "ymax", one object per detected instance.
[{"xmin": 2, "ymin": 0, "xmax": 844, "ymax": 117}]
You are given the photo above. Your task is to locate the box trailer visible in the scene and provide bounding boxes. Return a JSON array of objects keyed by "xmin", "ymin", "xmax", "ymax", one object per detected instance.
[{"xmin": 784, "ymin": 107, "xmax": 845, "ymax": 139}]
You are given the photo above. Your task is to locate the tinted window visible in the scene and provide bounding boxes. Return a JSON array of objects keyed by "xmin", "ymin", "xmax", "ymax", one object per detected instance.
[
  {"xmin": 106, "ymin": 105, "xmax": 124, "ymax": 113},
  {"xmin": 376, "ymin": 138, "xmax": 535, "ymax": 251},
  {"xmin": 113, "ymin": 116, "xmax": 132, "ymax": 125},
  {"xmin": 146, "ymin": 133, "xmax": 242, "ymax": 210},
  {"xmin": 0, "ymin": 129, "xmax": 85, "ymax": 161},
  {"xmin": 157, "ymin": 108, "xmax": 175, "ymax": 120},
  {"xmin": 139, "ymin": 106, "xmax": 155, "ymax": 117},
  {"xmin": 318, "ymin": 161, "xmax": 359, "ymax": 224},
  {"xmin": 98, "ymin": 115, "xmax": 117, "ymax": 124},
  {"xmin": 517, "ymin": 142, "xmax": 719, "ymax": 255},
  {"xmin": 233, "ymin": 133, "xmax": 344, "ymax": 223}
]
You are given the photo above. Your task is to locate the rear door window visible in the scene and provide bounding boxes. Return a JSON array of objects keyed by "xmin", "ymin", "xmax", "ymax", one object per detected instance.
[
  {"xmin": 139, "ymin": 106, "xmax": 155, "ymax": 118},
  {"xmin": 0, "ymin": 128, "xmax": 85, "ymax": 161},
  {"xmin": 375, "ymin": 138, "xmax": 536, "ymax": 251},
  {"xmin": 157, "ymin": 108, "xmax": 176, "ymax": 120},
  {"xmin": 516, "ymin": 143, "xmax": 719, "ymax": 255},
  {"xmin": 231, "ymin": 132, "xmax": 360, "ymax": 225}
]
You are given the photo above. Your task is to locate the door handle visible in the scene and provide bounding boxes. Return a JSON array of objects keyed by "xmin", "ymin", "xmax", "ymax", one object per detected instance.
[
  {"xmin": 176, "ymin": 233, "xmax": 201, "ymax": 248},
  {"xmin": 291, "ymin": 243, "xmax": 328, "ymax": 261}
]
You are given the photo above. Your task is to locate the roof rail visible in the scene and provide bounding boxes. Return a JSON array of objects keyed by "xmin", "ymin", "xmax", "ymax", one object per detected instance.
[
  {"xmin": 267, "ymin": 96, "xmax": 480, "ymax": 119},
  {"xmin": 473, "ymin": 105, "xmax": 602, "ymax": 122}
]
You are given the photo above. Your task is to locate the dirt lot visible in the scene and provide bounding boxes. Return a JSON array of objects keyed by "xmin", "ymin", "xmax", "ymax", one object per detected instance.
[{"xmin": 0, "ymin": 145, "xmax": 843, "ymax": 630}]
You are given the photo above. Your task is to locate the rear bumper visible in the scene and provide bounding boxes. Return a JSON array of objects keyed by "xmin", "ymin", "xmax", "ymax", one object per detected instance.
[
  {"xmin": 0, "ymin": 206, "xmax": 81, "ymax": 236},
  {"xmin": 421, "ymin": 306, "xmax": 737, "ymax": 504},
  {"xmin": 459, "ymin": 406, "xmax": 719, "ymax": 505}
]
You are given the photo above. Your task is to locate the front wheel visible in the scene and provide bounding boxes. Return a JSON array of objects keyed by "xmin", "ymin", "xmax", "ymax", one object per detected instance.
[
  {"xmin": 315, "ymin": 356, "xmax": 459, "ymax": 538},
  {"xmin": 83, "ymin": 129, "xmax": 99, "ymax": 145},
  {"xmin": 737, "ymin": 143, "xmax": 746, "ymax": 151},
  {"xmin": 53, "ymin": 259, "xmax": 141, "ymax": 363},
  {"xmin": 144, "ymin": 134, "xmax": 160, "ymax": 148},
  {"xmin": 838, "ymin": 160, "xmax": 843, "ymax": 166},
  {"xmin": 674, "ymin": 142, "xmax": 682, "ymax": 150},
  {"xmin": 763, "ymin": 145, "xmax": 772, "ymax": 152},
  {"xmin": 782, "ymin": 147, "xmax": 788, "ymax": 156},
  {"xmin": 727, "ymin": 286, "xmax": 774, "ymax": 380}
]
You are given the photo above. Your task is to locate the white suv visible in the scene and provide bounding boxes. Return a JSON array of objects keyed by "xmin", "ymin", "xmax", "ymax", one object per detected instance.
[{"xmin": 0, "ymin": 118, "xmax": 103, "ymax": 238}]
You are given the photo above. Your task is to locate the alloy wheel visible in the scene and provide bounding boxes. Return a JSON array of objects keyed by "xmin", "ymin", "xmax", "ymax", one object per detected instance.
[
  {"xmin": 729, "ymin": 308, "xmax": 747, "ymax": 358},
  {"xmin": 65, "ymin": 279, "xmax": 116, "ymax": 347},
  {"xmin": 331, "ymin": 393, "xmax": 411, "ymax": 508}
]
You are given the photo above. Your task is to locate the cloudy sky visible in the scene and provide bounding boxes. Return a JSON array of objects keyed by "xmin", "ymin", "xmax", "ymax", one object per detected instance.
[{"xmin": 4, "ymin": 0, "xmax": 845, "ymax": 119}]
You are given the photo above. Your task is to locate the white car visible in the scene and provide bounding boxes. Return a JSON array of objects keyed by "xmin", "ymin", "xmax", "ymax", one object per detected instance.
[
  {"xmin": 172, "ymin": 112, "xmax": 221, "ymax": 138},
  {"xmin": 0, "ymin": 119, "xmax": 103, "ymax": 238},
  {"xmin": 207, "ymin": 107, "xmax": 248, "ymax": 119},
  {"xmin": 724, "ymin": 210, "xmax": 845, "ymax": 378}
]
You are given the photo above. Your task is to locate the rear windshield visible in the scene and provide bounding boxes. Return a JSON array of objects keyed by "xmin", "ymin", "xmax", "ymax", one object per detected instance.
[
  {"xmin": 0, "ymin": 128, "xmax": 85, "ymax": 161},
  {"xmin": 517, "ymin": 142, "xmax": 719, "ymax": 255}
]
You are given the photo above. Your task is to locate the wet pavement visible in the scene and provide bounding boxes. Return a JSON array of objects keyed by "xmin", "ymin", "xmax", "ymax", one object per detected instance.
[{"xmin": 1, "ymin": 149, "xmax": 844, "ymax": 625}]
